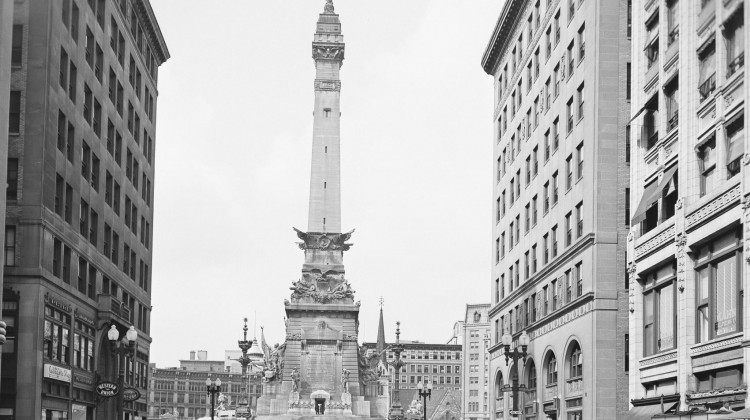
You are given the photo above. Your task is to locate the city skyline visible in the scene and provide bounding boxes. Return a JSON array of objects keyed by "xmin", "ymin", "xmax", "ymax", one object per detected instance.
[{"xmin": 147, "ymin": 0, "xmax": 500, "ymax": 368}]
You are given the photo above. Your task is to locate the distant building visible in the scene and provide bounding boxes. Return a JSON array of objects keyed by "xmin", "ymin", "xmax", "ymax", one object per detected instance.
[
  {"xmin": 362, "ymin": 339, "xmax": 462, "ymax": 420},
  {"xmin": 148, "ymin": 351, "xmax": 263, "ymax": 419},
  {"xmin": 459, "ymin": 304, "xmax": 490, "ymax": 420}
]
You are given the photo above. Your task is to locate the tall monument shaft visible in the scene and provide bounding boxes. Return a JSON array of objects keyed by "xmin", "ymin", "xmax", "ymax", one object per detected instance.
[{"xmin": 308, "ymin": 3, "xmax": 345, "ymax": 234}]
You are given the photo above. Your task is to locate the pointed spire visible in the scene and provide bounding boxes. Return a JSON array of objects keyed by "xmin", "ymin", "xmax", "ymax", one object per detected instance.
[
  {"xmin": 376, "ymin": 297, "xmax": 387, "ymax": 365},
  {"xmin": 324, "ymin": 0, "xmax": 335, "ymax": 14}
]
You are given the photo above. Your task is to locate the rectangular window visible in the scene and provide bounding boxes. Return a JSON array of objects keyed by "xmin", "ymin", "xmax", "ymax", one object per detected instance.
[
  {"xmin": 576, "ymin": 202, "xmax": 583, "ymax": 237},
  {"xmin": 565, "ymin": 213, "xmax": 572, "ymax": 247},
  {"xmin": 577, "ymin": 84, "xmax": 584, "ymax": 120},
  {"xmin": 696, "ymin": 230, "xmax": 743, "ymax": 342},
  {"xmin": 576, "ymin": 143, "xmax": 584, "ymax": 180},
  {"xmin": 699, "ymin": 137, "xmax": 716, "ymax": 197},
  {"xmin": 725, "ymin": 13, "xmax": 744, "ymax": 77},
  {"xmin": 6, "ymin": 158, "xmax": 18, "ymax": 201},
  {"xmin": 5, "ymin": 226, "xmax": 16, "ymax": 266},
  {"xmin": 11, "ymin": 25, "xmax": 22, "ymax": 67},
  {"xmin": 578, "ymin": 25, "xmax": 585, "ymax": 61},
  {"xmin": 8, "ymin": 91, "xmax": 21, "ymax": 134},
  {"xmin": 643, "ymin": 263, "xmax": 677, "ymax": 355}
]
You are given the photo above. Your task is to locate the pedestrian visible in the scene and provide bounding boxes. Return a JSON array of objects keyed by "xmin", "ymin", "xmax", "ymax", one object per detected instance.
[{"xmin": 315, "ymin": 403, "xmax": 320, "ymax": 415}]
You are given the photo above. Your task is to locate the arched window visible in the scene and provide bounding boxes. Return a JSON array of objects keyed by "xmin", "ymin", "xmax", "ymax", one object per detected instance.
[
  {"xmin": 525, "ymin": 359, "xmax": 538, "ymax": 416},
  {"xmin": 568, "ymin": 341, "xmax": 582, "ymax": 379},
  {"xmin": 494, "ymin": 371, "xmax": 505, "ymax": 415},
  {"xmin": 546, "ymin": 354, "xmax": 558, "ymax": 385}
]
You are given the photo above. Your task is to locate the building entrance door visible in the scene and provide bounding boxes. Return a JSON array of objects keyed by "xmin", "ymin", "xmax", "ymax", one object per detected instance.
[{"xmin": 315, "ymin": 398, "xmax": 326, "ymax": 414}]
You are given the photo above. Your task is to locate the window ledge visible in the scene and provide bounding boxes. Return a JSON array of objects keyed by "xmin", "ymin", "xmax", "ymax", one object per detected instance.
[{"xmin": 690, "ymin": 332, "xmax": 743, "ymax": 358}]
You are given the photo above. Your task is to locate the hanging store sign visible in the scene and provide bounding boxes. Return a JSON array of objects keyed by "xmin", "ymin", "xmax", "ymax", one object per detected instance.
[
  {"xmin": 95, "ymin": 382, "xmax": 119, "ymax": 397},
  {"xmin": 43, "ymin": 364, "xmax": 71, "ymax": 383},
  {"xmin": 122, "ymin": 387, "xmax": 141, "ymax": 402}
]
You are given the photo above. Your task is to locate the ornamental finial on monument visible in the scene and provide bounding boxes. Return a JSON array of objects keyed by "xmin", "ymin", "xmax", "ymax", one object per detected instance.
[{"xmin": 324, "ymin": 0, "xmax": 334, "ymax": 14}]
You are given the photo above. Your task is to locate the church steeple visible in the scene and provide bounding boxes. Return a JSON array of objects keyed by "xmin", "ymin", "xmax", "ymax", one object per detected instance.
[{"xmin": 376, "ymin": 298, "xmax": 387, "ymax": 366}]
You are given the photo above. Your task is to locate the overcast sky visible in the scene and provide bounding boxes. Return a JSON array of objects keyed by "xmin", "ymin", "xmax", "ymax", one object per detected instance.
[{"xmin": 147, "ymin": 0, "xmax": 502, "ymax": 368}]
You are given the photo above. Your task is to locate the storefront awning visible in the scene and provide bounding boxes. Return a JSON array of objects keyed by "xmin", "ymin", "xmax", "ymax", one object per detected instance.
[
  {"xmin": 624, "ymin": 402, "xmax": 678, "ymax": 420},
  {"xmin": 631, "ymin": 165, "xmax": 678, "ymax": 225}
]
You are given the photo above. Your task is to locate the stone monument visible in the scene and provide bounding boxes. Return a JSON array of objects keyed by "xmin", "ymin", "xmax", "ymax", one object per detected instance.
[{"xmin": 255, "ymin": 2, "xmax": 385, "ymax": 419}]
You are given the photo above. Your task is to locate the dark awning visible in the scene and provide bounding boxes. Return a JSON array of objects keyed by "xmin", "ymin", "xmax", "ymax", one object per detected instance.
[
  {"xmin": 631, "ymin": 165, "xmax": 678, "ymax": 225},
  {"xmin": 623, "ymin": 403, "xmax": 674, "ymax": 420}
]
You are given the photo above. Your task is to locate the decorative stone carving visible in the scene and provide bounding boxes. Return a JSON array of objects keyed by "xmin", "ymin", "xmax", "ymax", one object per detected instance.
[
  {"xmin": 638, "ymin": 350, "xmax": 677, "ymax": 367},
  {"xmin": 686, "ymin": 185, "xmax": 741, "ymax": 229},
  {"xmin": 725, "ymin": 93, "xmax": 735, "ymax": 107},
  {"xmin": 628, "ymin": 262, "xmax": 637, "ymax": 313},
  {"xmin": 314, "ymin": 79, "xmax": 341, "ymax": 92},
  {"xmin": 675, "ymin": 197, "xmax": 684, "ymax": 210},
  {"xmin": 324, "ymin": 0, "xmax": 334, "ymax": 13},
  {"xmin": 627, "ymin": 230, "xmax": 634, "ymax": 242},
  {"xmin": 743, "ymin": 152, "xmax": 750, "ymax": 166},
  {"xmin": 634, "ymin": 225, "xmax": 675, "ymax": 259},
  {"xmin": 675, "ymin": 232, "xmax": 687, "ymax": 292},
  {"xmin": 690, "ymin": 335, "xmax": 742, "ymax": 355},
  {"xmin": 294, "ymin": 227, "xmax": 354, "ymax": 251},
  {"xmin": 312, "ymin": 45, "xmax": 344, "ymax": 61},
  {"xmin": 358, "ymin": 345, "xmax": 382, "ymax": 386},
  {"xmin": 289, "ymin": 272, "xmax": 355, "ymax": 303}
]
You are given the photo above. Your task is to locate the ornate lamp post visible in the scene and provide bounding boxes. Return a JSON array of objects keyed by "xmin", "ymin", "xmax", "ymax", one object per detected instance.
[
  {"xmin": 500, "ymin": 330, "xmax": 530, "ymax": 418},
  {"xmin": 206, "ymin": 377, "xmax": 222, "ymax": 420},
  {"xmin": 388, "ymin": 322, "xmax": 406, "ymax": 420},
  {"xmin": 107, "ymin": 324, "xmax": 138, "ymax": 420},
  {"xmin": 416, "ymin": 381, "xmax": 432, "ymax": 420},
  {"xmin": 237, "ymin": 318, "xmax": 252, "ymax": 417}
]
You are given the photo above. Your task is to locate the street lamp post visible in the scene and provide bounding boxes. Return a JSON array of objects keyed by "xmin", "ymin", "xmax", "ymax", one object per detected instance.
[
  {"xmin": 501, "ymin": 330, "xmax": 530, "ymax": 419},
  {"xmin": 387, "ymin": 322, "xmax": 406, "ymax": 420},
  {"xmin": 416, "ymin": 381, "xmax": 432, "ymax": 420},
  {"xmin": 206, "ymin": 377, "xmax": 222, "ymax": 420},
  {"xmin": 107, "ymin": 324, "xmax": 138, "ymax": 420}
]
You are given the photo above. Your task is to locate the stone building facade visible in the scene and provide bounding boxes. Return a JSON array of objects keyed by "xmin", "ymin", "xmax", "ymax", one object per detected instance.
[
  {"xmin": 627, "ymin": 0, "xmax": 749, "ymax": 417},
  {"xmin": 481, "ymin": 0, "xmax": 631, "ymax": 419},
  {"xmin": 460, "ymin": 304, "xmax": 491, "ymax": 420},
  {"xmin": 0, "ymin": 0, "xmax": 169, "ymax": 419}
]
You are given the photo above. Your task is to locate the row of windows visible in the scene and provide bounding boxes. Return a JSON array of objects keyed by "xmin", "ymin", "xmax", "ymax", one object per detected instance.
[
  {"xmin": 409, "ymin": 364, "xmax": 460, "ymax": 374},
  {"xmin": 495, "ymin": 201, "xmax": 584, "ymax": 299},
  {"xmin": 494, "ymin": 260, "xmax": 584, "ymax": 340},
  {"xmin": 404, "ymin": 375, "xmax": 461, "ymax": 385},
  {"xmin": 641, "ymin": 229, "xmax": 743, "ymax": 357},
  {"xmin": 498, "ymin": 2, "xmax": 585, "ymax": 143},
  {"xmin": 50, "ymin": 235, "xmax": 151, "ymax": 334}
]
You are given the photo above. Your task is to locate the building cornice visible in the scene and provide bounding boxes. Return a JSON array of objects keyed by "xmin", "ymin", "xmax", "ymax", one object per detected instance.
[
  {"xmin": 131, "ymin": 0, "xmax": 171, "ymax": 65},
  {"xmin": 481, "ymin": 0, "xmax": 525, "ymax": 75},
  {"xmin": 489, "ymin": 233, "xmax": 595, "ymax": 318}
]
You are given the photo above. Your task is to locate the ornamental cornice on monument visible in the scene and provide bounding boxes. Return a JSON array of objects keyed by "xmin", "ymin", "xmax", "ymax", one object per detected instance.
[
  {"xmin": 312, "ymin": 45, "xmax": 345, "ymax": 61},
  {"xmin": 294, "ymin": 227, "xmax": 354, "ymax": 251}
]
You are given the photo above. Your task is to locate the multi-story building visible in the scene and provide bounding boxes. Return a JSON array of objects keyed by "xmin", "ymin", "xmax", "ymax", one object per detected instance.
[
  {"xmin": 362, "ymin": 340, "xmax": 463, "ymax": 401},
  {"xmin": 460, "ymin": 304, "xmax": 491, "ymax": 420},
  {"xmin": 0, "ymin": 1, "xmax": 169, "ymax": 418},
  {"xmin": 481, "ymin": 0, "xmax": 631, "ymax": 419},
  {"xmin": 627, "ymin": 0, "xmax": 748, "ymax": 417},
  {"xmin": 148, "ymin": 352, "xmax": 263, "ymax": 419}
]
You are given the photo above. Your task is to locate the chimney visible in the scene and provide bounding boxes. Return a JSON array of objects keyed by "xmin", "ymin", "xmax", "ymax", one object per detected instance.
[
  {"xmin": 189, "ymin": 351, "xmax": 196, "ymax": 360},
  {"xmin": 198, "ymin": 350, "xmax": 208, "ymax": 361}
]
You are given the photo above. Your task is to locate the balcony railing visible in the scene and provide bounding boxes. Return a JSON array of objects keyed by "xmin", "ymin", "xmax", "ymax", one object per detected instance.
[
  {"xmin": 698, "ymin": 73, "xmax": 716, "ymax": 102},
  {"xmin": 728, "ymin": 52, "xmax": 745, "ymax": 77},
  {"xmin": 668, "ymin": 112, "xmax": 679, "ymax": 131}
]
